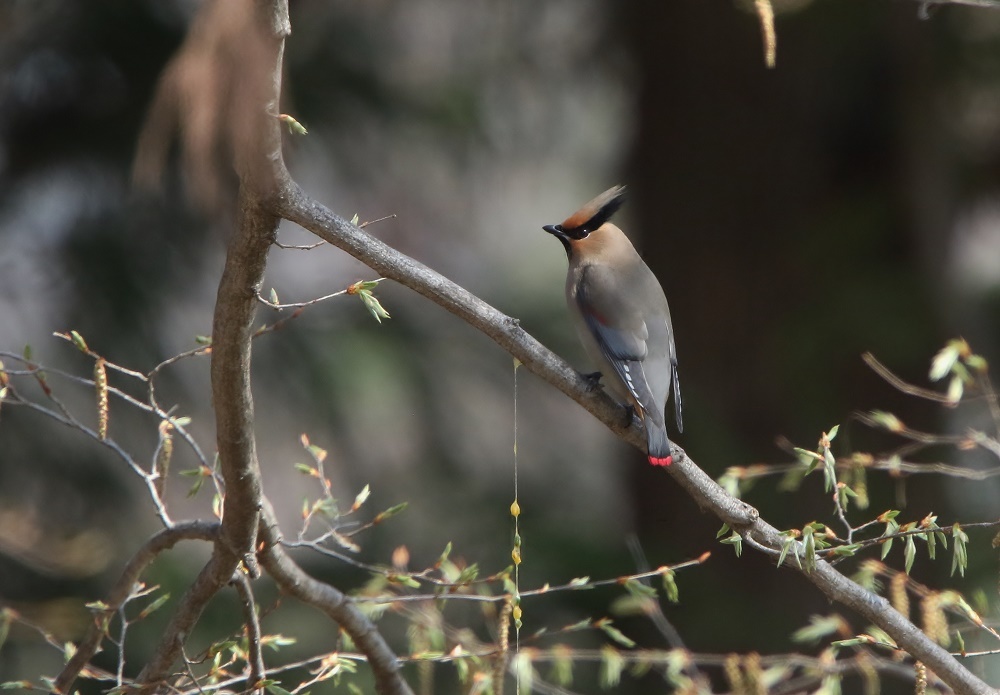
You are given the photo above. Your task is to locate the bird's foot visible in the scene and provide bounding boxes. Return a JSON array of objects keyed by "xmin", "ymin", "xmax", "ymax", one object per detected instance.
[
  {"xmin": 622, "ymin": 404, "xmax": 639, "ymax": 427},
  {"xmin": 579, "ymin": 370, "xmax": 604, "ymax": 392}
]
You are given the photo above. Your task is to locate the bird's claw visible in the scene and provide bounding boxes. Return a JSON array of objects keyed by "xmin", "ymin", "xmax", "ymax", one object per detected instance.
[{"xmin": 580, "ymin": 371, "xmax": 603, "ymax": 391}]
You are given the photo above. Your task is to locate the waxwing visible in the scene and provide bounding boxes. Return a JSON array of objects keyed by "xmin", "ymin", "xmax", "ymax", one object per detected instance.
[{"xmin": 543, "ymin": 185, "xmax": 682, "ymax": 466}]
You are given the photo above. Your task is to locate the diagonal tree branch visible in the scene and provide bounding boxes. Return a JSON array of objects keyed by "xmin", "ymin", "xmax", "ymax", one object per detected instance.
[
  {"xmin": 273, "ymin": 185, "xmax": 998, "ymax": 695},
  {"xmin": 258, "ymin": 501, "xmax": 414, "ymax": 695}
]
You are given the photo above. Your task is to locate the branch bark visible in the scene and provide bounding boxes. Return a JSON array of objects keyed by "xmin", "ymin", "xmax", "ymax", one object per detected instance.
[{"xmin": 273, "ymin": 187, "xmax": 998, "ymax": 695}]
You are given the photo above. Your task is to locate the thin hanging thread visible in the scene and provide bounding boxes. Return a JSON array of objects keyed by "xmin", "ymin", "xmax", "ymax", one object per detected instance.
[{"xmin": 511, "ymin": 358, "xmax": 522, "ymax": 694}]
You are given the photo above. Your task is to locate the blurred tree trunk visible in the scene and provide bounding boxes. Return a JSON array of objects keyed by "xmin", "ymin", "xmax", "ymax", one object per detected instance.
[{"xmin": 620, "ymin": 0, "xmax": 956, "ymax": 657}]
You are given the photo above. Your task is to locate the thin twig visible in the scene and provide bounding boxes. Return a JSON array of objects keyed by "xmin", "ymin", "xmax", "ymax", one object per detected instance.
[
  {"xmin": 55, "ymin": 521, "xmax": 221, "ymax": 693},
  {"xmin": 231, "ymin": 571, "xmax": 266, "ymax": 691},
  {"xmin": 3, "ymin": 387, "xmax": 174, "ymax": 526},
  {"xmin": 256, "ymin": 278, "xmax": 384, "ymax": 310},
  {"xmin": 863, "ymin": 352, "xmax": 954, "ymax": 403},
  {"xmin": 917, "ymin": 0, "xmax": 1000, "ymax": 10}
]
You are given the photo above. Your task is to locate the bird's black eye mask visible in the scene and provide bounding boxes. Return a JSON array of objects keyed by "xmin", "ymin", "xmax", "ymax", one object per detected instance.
[
  {"xmin": 544, "ymin": 193, "xmax": 626, "ymax": 241},
  {"xmin": 564, "ymin": 194, "xmax": 625, "ymax": 239}
]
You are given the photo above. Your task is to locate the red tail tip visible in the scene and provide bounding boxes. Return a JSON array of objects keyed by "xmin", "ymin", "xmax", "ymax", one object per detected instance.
[{"xmin": 648, "ymin": 455, "xmax": 673, "ymax": 467}]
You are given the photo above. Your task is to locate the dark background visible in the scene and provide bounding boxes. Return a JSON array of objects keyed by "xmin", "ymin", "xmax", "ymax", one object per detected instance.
[{"xmin": 1, "ymin": 0, "xmax": 999, "ymax": 692}]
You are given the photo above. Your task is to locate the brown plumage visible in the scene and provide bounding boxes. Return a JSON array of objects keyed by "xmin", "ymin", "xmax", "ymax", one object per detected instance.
[{"xmin": 543, "ymin": 185, "xmax": 682, "ymax": 466}]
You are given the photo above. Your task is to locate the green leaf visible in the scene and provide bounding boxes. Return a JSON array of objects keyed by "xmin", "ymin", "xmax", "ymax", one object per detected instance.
[
  {"xmin": 352, "ymin": 484, "xmax": 371, "ymax": 511},
  {"xmin": 207, "ymin": 639, "xmax": 240, "ymax": 657},
  {"xmin": 966, "ymin": 354, "xmax": 988, "ymax": 372},
  {"xmin": 548, "ymin": 647, "xmax": 573, "ymax": 686},
  {"xmin": 868, "ymin": 410, "xmax": 903, "ymax": 432},
  {"xmin": 437, "ymin": 541, "xmax": 452, "ymax": 565},
  {"xmin": 904, "ymin": 536, "xmax": 916, "ymax": 575},
  {"xmin": 456, "ymin": 563, "xmax": 479, "ymax": 584},
  {"xmin": 777, "ymin": 534, "xmax": 795, "ymax": 568},
  {"xmin": 69, "ymin": 330, "xmax": 89, "ymax": 352},
  {"xmin": 836, "ymin": 483, "xmax": 857, "ymax": 511},
  {"xmin": 880, "ymin": 517, "xmax": 899, "ymax": 561},
  {"xmin": 661, "ymin": 569, "xmax": 679, "ymax": 604},
  {"xmin": 822, "ymin": 447, "xmax": 837, "ymax": 493},
  {"xmin": 720, "ymin": 531, "xmax": 742, "ymax": 558},
  {"xmin": 359, "ymin": 290, "xmax": 391, "ymax": 323},
  {"xmin": 816, "ymin": 673, "xmax": 842, "ymax": 695},
  {"xmin": 718, "ymin": 469, "xmax": 741, "ymax": 498},
  {"xmin": 599, "ymin": 646, "xmax": 625, "ymax": 688},
  {"xmin": 513, "ymin": 651, "xmax": 534, "ymax": 693},
  {"xmin": 269, "ymin": 288, "xmax": 279, "ymax": 305},
  {"xmin": 389, "ymin": 574, "xmax": 421, "ymax": 588},
  {"xmin": 830, "ymin": 544, "xmax": 861, "ymax": 557},
  {"xmin": 138, "ymin": 593, "xmax": 171, "ymax": 620},
  {"xmin": 951, "ymin": 523, "xmax": 969, "ymax": 577},
  {"xmin": 373, "ymin": 502, "xmax": 408, "ymax": 524},
  {"xmin": 599, "ymin": 622, "xmax": 636, "ymax": 648},
  {"xmin": 803, "ymin": 526, "xmax": 816, "ymax": 572},
  {"xmin": 827, "ymin": 424, "xmax": 840, "ymax": 441},
  {"xmin": 716, "ymin": 523, "xmax": 730, "ymax": 539},
  {"xmin": 947, "ymin": 375, "xmax": 964, "ymax": 404},
  {"xmin": 930, "ymin": 340, "xmax": 963, "ymax": 381},
  {"xmin": 294, "ymin": 463, "xmax": 315, "ymax": 475},
  {"xmin": 278, "ymin": 113, "xmax": 309, "ymax": 135},
  {"xmin": 792, "ymin": 614, "xmax": 846, "ymax": 644},
  {"xmin": 793, "ymin": 446, "xmax": 823, "ymax": 462},
  {"xmin": 622, "ymin": 578, "xmax": 657, "ymax": 600}
]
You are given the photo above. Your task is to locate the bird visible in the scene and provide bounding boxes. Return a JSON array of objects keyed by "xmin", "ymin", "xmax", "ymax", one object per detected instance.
[{"xmin": 543, "ymin": 185, "xmax": 682, "ymax": 466}]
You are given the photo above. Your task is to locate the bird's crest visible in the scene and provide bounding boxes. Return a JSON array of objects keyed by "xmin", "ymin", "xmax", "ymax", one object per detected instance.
[{"xmin": 559, "ymin": 185, "xmax": 626, "ymax": 238}]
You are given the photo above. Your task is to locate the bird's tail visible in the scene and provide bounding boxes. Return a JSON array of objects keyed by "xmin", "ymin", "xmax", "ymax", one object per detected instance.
[{"xmin": 645, "ymin": 420, "xmax": 673, "ymax": 467}]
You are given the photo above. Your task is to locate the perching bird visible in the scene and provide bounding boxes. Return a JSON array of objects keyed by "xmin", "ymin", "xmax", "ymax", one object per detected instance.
[{"xmin": 543, "ymin": 185, "xmax": 682, "ymax": 466}]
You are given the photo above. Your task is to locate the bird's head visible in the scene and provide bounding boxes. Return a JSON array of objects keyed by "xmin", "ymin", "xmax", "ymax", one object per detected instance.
[{"xmin": 543, "ymin": 185, "xmax": 626, "ymax": 256}]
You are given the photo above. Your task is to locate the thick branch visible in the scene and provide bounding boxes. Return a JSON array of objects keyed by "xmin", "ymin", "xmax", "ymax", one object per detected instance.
[
  {"xmin": 274, "ymin": 186, "xmax": 998, "ymax": 695},
  {"xmin": 131, "ymin": 1, "xmax": 283, "ymax": 689}
]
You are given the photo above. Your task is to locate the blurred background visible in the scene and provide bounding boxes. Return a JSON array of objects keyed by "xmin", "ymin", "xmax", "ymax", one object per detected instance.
[{"xmin": 2, "ymin": 0, "xmax": 1000, "ymax": 692}]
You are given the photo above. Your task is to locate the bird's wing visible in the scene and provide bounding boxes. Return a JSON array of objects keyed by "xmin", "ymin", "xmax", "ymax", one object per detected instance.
[
  {"xmin": 575, "ymin": 265, "xmax": 663, "ymax": 426},
  {"xmin": 668, "ymin": 319, "xmax": 682, "ymax": 433}
]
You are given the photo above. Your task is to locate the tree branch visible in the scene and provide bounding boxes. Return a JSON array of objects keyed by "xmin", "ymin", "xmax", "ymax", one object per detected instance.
[
  {"xmin": 54, "ymin": 521, "xmax": 220, "ymax": 694},
  {"xmin": 258, "ymin": 501, "xmax": 415, "ymax": 695},
  {"xmin": 126, "ymin": 1, "xmax": 416, "ymax": 690},
  {"xmin": 272, "ymin": 185, "xmax": 998, "ymax": 695},
  {"xmin": 917, "ymin": 0, "xmax": 1000, "ymax": 9}
]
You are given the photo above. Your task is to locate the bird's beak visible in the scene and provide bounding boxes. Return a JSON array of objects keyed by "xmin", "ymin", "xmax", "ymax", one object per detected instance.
[{"xmin": 543, "ymin": 223, "xmax": 573, "ymax": 256}]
